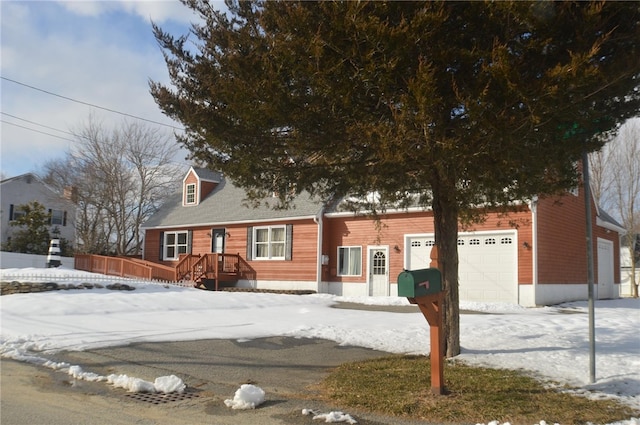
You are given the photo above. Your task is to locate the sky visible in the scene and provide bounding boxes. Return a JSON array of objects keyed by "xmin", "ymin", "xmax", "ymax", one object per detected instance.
[
  {"xmin": 0, "ymin": 0, "xmax": 214, "ymax": 179},
  {"xmin": 1, "ymin": 267, "xmax": 639, "ymax": 425}
]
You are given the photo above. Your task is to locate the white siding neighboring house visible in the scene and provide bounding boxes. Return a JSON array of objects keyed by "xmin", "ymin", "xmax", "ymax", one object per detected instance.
[
  {"xmin": 620, "ymin": 234, "xmax": 640, "ymax": 297},
  {"xmin": 0, "ymin": 173, "xmax": 76, "ymax": 250}
]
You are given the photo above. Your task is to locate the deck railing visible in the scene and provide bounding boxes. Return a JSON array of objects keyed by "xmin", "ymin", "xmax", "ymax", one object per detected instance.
[
  {"xmin": 75, "ymin": 254, "xmax": 175, "ymax": 281},
  {"xmin": 191, "ymin": 253, "xmax": 238, "ymax": 281},
  {"xmin": 74, "ymin": 253, "xmax": 240, "ymax": 284}
]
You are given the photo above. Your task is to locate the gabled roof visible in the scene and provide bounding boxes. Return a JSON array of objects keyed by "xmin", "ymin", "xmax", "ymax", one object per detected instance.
[
  {"xmin": 1, "ymin": 172, "xmax": 61, "ymax": 196},
  {"xmin": 595, "ymin": 206, "xmax": 626, "ymax": 235},
  {"xmin": 2, "ymin": 172, "xmax": 41, "ymax": 185},
  {"xmin": 141, "ymin": 175, "xmax": 323, "ymax": 229},
  {"xmin": 184, "ymin": 167, "xmax": 222, "ymax": 183}
]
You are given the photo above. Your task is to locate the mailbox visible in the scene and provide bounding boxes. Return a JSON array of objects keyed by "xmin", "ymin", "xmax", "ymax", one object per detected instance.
[{"xmin": 397, "ymin": 268, "xmax": 442, "ymax": 297}]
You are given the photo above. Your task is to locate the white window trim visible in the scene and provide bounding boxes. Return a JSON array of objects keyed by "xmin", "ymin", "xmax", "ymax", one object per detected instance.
[
  {"xmin": 164, "ymin": 231, "xmax": 189, "ymax": 260},
  {"xmin": 185, "ymin": 183, "xmax": 196, "ymax": 205},
  {"xmin": 252, "ymin": 225, "xmax": 286, "ymax": 260},
  {"xmin": 337, "ymin": 245, "xmax": 362, "ymax": 276}
]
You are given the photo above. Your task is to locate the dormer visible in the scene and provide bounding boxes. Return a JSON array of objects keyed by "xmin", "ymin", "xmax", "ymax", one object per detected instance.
[{"xmin": 182, "ymin": 167, "xmax": 221, "ymax": 206}]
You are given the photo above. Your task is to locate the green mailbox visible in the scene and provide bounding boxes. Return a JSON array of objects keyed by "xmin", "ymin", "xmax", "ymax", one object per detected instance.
[{"xmin": 397, "ymin": 268, "xmax": 442, "ymax": 297}]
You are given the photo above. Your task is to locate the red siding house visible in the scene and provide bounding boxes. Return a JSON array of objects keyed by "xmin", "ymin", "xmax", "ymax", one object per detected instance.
[{"xmin": 141, "ymin": 167, "xmax": 623, "ymax": 306}]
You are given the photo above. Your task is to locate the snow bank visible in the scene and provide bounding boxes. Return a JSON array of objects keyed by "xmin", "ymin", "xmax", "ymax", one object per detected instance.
[{"xmin": 106, "ymin": 373, "xmax": 185, "ymax": 393}]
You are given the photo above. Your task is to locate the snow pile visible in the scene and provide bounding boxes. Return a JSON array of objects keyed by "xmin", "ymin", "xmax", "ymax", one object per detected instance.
[
  {"xmin": 106, "ymin": 373, "xmax": 185, "ymax": 393},
  {"xmin": 154, "ymin": 375, "xmax": 186, "ymax": 393},
  {"xmin": 303, "ymin": 408, "xmax": 358, "ymax": 424},
  {"xmin": 68, "ymin": 365, "xmax": 104, "ymax": 382},
  {"xmin": 224, "ymin": 384, "xmax": 265, "ymax": 409},
  {"xmin": 2, "ymin": 268, "xmax": 640, "ymax": 423}
]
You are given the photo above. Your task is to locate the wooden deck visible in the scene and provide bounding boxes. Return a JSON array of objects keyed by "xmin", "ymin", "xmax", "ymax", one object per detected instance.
[{"xmin": 74, "ymin": 253, "xmax": 241, "ymax": 289}]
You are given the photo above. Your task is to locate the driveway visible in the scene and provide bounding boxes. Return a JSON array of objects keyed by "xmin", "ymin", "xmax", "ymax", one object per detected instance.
[{"xmin": 1, "ymin": 335, "xmax": 433, "ymax": 425}]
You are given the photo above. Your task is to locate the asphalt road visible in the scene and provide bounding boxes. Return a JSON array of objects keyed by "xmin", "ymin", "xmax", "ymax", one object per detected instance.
[{"xmin": 1, "ymin": 335, "xmax": 435, "ymax": 425}]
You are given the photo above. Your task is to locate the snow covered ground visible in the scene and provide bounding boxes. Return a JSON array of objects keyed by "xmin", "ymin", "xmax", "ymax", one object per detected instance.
[{"xmin": 1, "ymin": 267, "xmax": 639, "ymax": 424}]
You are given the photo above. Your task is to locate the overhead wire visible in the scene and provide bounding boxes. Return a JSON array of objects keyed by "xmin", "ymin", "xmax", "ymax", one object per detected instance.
[
  {"xmin": 1, "ymin": 76, "xmax": 185, "ymax": 131},
  {"xmin": 1, "ymin": 120, "xmax": 76, "ymax": 143},
  {"xmin": 1, "ymin": 112, "xmax": 77, "ymax": 138}
]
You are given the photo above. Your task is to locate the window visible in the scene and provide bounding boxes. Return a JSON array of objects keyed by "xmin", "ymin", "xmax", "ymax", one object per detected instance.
[
  {"xmin": 185, "ymin": 183, "xmax": 196, "ymax": 204},
  {"xmin": 10, "ymin": 206, "xmax": 26, "ymax": 221},
  {"xmin": 164, "ymin": 231, "xmax": 190, "ymax": 260},
  {"xmin": 485, "ymin": 238, "xmax": 496, "ymax": 245},
  {"xmin": 50, "ymin": 209, "xmax": 65, "ymax": 226},
  {"xmin": 337, "ymin": 246, "xmax": 362, "ymax": 276},
  {"xmin": 253, "ymin": 226, "xmax": 286, "ymax": 259}
]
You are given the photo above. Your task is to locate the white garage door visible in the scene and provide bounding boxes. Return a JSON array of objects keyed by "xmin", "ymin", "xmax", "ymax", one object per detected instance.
[{"xmin": 406, "ymin": 231, "xmax": 518, "ymax": 303}]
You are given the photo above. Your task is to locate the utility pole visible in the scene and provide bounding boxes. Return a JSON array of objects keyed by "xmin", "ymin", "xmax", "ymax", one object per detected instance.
[{"xmin": 582, "ymin": 150, "xmax": 596, "ymax": 384}]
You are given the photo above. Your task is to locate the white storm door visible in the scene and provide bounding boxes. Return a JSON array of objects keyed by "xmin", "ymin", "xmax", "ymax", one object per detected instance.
[
  {"xmin": 368, "ymin": 246, "xmax": 389, "ymax": 296},
  {"xmin": 597, "ymin": 238, "xmax": 614, "ymax": 299}
]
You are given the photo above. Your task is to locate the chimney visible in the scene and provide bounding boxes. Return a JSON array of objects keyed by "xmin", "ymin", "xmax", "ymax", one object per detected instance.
[{"xmin": 64, "ymin": 186, "xmax": 78, "ymax": 203}]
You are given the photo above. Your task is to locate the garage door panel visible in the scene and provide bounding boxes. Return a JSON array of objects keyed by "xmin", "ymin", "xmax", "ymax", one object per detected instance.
[
  {"xmin": 407, "ymin": 232, "xmax": 517, "ymax": 304},
  {"xmin": 408, "ymin": 239, "xmax": 432, "ymax": 269}
]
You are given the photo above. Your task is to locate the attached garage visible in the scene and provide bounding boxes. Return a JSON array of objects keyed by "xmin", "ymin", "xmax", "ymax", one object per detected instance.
[
  {"xmin": 141, "ymin": 167, "xmax": 624, "ymax": 306},
  {"xmin": 405, "ymin": 231, "xmax": 519, "ymax": 304}
]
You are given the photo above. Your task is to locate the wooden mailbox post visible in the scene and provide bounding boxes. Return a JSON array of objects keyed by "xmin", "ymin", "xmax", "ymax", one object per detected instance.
[{"xmin": 397, "ymin": 246, "xmax": 445, "ymax": 395}]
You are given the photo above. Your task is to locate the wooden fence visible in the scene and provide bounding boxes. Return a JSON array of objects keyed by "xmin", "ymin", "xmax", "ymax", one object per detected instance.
[
  {"xmin": 74, "ymin": 254, "xmax": 176, "ymax": 281},
  {"xmin": 74, "ymin": 253, "xmax": 241, "ymax": 284}
]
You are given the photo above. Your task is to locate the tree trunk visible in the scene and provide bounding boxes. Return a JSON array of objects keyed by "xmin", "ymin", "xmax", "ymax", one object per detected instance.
[
  {"xmin": 630, "ymin": 246, "xmax": 639, "ymax": 298},
  {"xmin": 431, "ymin": 183, "xmax": 461, "ymax": 358}
]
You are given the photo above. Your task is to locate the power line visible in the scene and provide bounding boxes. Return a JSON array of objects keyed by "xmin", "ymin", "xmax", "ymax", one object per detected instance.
[
  {"xmin": 1, "ymin": 120, "xmax": 76, "ymax": 143},
  {"xmin": 1, "ymin": 112, "xmax": 76, "ymax": 138},
  {"xmin": 1, "ymin": 76, "xmax": 185, "ymax": 131}
]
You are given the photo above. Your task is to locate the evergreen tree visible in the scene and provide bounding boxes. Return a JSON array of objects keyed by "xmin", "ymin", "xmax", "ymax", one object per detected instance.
[
  {"xmin": 151, "ymin": 0, "xmax": 640, "ymax": 356},
  {"xmin": 3, "ymin": 201, "xmax": 52, "ymax": 255}
]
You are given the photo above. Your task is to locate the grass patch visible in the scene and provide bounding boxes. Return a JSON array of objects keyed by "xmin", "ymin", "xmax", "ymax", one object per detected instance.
[{"xmin": 320, "ymin": 355, "xmax": 638, "ymax": 425}]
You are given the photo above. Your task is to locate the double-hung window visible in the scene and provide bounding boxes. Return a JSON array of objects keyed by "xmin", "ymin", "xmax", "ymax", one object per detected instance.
[
  {"xmin": 164, "ymin": 231, "xmax": 190, "ymax": 260},
  {"xmin": 10, "ymin": 205, "xmax": 26, "ymax": 221},
  {"xmin": 337, "ymin": 246, "xmax": 362, "ymax": 276},
  {"xmin": 185, "ymin": 183, "xmax": 196, "ymax": 205},
  {"xmin": 50, "ymin": 209, "xmax": 65, "ymax": 226},
  {"xmin": 253, "ymin": 225, "xmax": 286, "ymax": 260}
]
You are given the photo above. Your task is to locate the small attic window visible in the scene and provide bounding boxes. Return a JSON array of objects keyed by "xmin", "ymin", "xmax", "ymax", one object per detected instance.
[{"xmin": 185, "ymin": 183, "xmax": 196, "ymax": 205}]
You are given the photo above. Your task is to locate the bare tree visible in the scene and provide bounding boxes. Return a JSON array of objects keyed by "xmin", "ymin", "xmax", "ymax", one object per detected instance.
[
  {"xmin": 610, "ymin": 119, "xmax": 640, "ymax": 298},
  {"xmin": 590, "ymin": 118, "xmax": 640, "ymax": 297},
  {"xmin": 43, "ymin": 116, "xmax": 183, "ymax": 256},
  {"xmin": 588, "ymin": 148, "xmax": 609, "ymax": 209},
  {"xmin": 43, "ymin": 155, "xmax": 113, "ymax": 254}
]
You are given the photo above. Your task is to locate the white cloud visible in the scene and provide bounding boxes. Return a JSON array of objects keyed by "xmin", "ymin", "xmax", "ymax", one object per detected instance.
[
  {"xmin": 120, "ymin": 0, "xmax": 205, "ymax": 25},
  {"xmin": 58, "ymin": 0, "xmax": 118, "ymax": 17},
  {"xmin": 58, "ymin": 0, "xmax": 207, "ymax": 24},
  {"xmin": 1, "ymin": 1, "xmax": 190, "ymax": 178}
]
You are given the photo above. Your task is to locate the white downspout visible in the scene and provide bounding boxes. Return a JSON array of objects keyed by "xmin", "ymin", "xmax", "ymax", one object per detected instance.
[{"xmin": 313, "ymin": 207, "xmax": 324, "ymax": 293}]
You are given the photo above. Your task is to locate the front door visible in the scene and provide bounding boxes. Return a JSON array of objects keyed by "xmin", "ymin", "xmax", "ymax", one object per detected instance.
[
  {"xmin": 368, "ymin": 246, "xmax": 389, "ymax": 296},
  {"xmin": 212, "ymin": 228, "xmax": 226, "ymax": 253}
]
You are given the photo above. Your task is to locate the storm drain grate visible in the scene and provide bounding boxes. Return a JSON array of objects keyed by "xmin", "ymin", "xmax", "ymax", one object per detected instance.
[{"xmin": 125, "ymin": 388, "xmax": 200, "ymax": 404}]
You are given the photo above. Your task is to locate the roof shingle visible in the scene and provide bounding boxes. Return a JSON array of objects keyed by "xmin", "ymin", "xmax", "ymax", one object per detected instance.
[{"xmin": 142, "ymin": 175, "xmax": 323, "ymax": 229}]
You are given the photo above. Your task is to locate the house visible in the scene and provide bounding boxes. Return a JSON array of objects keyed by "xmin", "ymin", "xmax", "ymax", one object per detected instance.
[
  {"xmin": 141, "ymin": 167, "xmax": 623, "ymax": 306},
  {"xmin": 0, "ymin": 173, "xmax": 76, "ymax": 249},
  {"xmin": 620, "ymin": 233, "xmax": 639, "ymax": 297}
]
